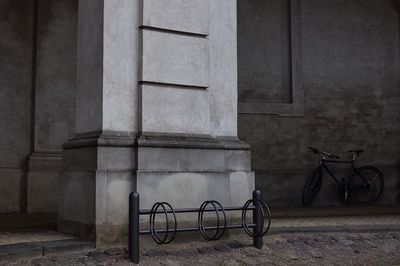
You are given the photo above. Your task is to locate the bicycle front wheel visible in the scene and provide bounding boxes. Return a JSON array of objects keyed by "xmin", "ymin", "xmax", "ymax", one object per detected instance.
[
  {"xmin": 349, "ymin": 166, "xmax": 384, "ymax": 204},
  {"xmin": 302, "ymin": 168, "xmax": 323, "ymax": 206}
]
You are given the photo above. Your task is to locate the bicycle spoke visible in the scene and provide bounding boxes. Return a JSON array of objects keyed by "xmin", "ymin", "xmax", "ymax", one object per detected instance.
[
  {"xmin": 350, "ymin": 166, "xmax": 384, "ymax": 203},
  {"xmin": 370, "ymin": 173, "xmax": 380, "ymax": 183},
  {"xmin": 356, "ymin": 172, "xmax": 369, "ymax": 183}
]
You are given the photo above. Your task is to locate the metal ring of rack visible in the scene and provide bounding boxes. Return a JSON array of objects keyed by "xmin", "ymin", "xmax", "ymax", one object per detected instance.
[
  {"xmin": 241, "ymin": 199, "xmax": 271, "ymax": 237},
  {"xmin": 198, "ymin": 200, "xmax": 226, "ymax": 241},
  {"xmin": 149, "ymin": 202, "xmax": 177, "ymax": 244}
]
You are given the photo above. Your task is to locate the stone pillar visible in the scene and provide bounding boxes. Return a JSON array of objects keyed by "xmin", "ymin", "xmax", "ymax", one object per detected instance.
[
  {"xmin": 58, "ymin": 0, "xmax": 140, "ymax": 246},
  {"xmin": 59, "ymin": 0, "xmax": 253, "ymax": 247},
  {"xmin": 27, "ymin": 0, "xmax": 77, "ymax": 213}
]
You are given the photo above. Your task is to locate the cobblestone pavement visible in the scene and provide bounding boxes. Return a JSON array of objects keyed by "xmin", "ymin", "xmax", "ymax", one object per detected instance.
[{"xmin": 3, "ymin": 231, "xmax": 400, "ymax": 265}]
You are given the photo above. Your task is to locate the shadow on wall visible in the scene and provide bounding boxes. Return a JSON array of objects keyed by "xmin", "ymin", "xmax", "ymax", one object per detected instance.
[
  {"xmin": 394, "ymin": 0, "xmax": 400, "ymax": 58},
  {"xmin": 397, "ymin": 161, "xmax": 400, "ymax": 202},
  {"xmin": 393, "ymin": 0, "xmax": 400, "ymax": 204}
]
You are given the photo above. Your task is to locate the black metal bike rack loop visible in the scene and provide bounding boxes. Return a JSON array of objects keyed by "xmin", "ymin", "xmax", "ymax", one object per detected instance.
[{"xmin": 129, "ymin": 190, "xmax": 271, "ymax": 264}]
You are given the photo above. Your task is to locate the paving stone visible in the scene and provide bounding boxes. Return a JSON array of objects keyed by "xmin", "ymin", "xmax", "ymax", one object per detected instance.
[
  {"xmin": 309, "ymin": 249, "xmax": 323, "ymax": 258},
  {"xmin": 381, "ymin": 239, "xmax": 400, "ymax": 253},
  {"xmin": 375, "ymin": 233, "xmax": 394, "ymax": 240},
  {"xmin": 145, "ymin": 249, "xmax": 168, "ymax": 257},
  {"xmin": 330, "ymin": 236, "xmax": 354, "ymax": 246},
  {"xmin": 31, "ymin": 257, "xmax": 59, "ymax": 266},
  {"xmin": 86, "ymin": 250, "xmax": 114, "ymax": 264},
  {"xmin": 104, "ymin": 247, "xmax": 125, "ymax": 256},
  {"xmin": 239, "ymin": 256, "xmax": 261, "ymax": 265},
  {"xmin": 212, "ymin": 244, "xmax": 233, "ymax": 253},
  {"xmin": 165, "ymin": 247, "xmax": 198, "ymax": 257},
  {"xmin": 0, "ymin": 243, "xmax": 43, "ymax": 262},
  {"xmin": 30, "ymin": 240, "xmax": 94, "ymax": 255},
  {"xmin": 220, "ymin": 259, "xmax": 242, "ymax": 266},
  {"xmin": 347, "ymin": 233, "xmax": 366, "ymax": 241},
  {"xmin": 286, "ymin": 236, "xmax": 301, "ymax": 244},
  {"xmin": 304, "ymin": 239, "xmax": 319, "ymax": 248},
  {"xmin": 162, "ymin": 259, "xmax": 182, "ymax": 266},
  {"xmin": 313, "ymin": 235, "xmax": 336, "ymax": 244},
  {"xmin": 390, "ymin": 232, "xmax": 400, "ymax": 240},
  {"xmin": 76, "ymin": 257, "xmax": 98, "ymax": 266},
  {"xmin": 226, "ymin": 241, "xmax": 245, "ymax": 249},
  {"xmin": 196, "ymin": 246, "xmax": 218, "ymax": 255},
  {"xmin": 327, "ymin": 244, "xmax": 356, "ymax": 257},
  {"xmin": 52, "ymin": 256, "xmax": 83, "ymax": 265},
  {"xmin": 292, "ymin": 242, "xmax": 315, "ymax": 259}
]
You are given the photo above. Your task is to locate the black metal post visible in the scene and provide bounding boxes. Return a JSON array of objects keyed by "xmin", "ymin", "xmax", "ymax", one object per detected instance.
[
  {"xmin": 129, "ymin": 192, "xmax": 140, "ymax": 264},
  {"xmin": 253, "ymin": 190, "xmax": 263, "ymax": 249}
]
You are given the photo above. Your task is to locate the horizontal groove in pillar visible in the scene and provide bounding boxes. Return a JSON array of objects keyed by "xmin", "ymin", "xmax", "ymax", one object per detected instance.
[
  {"xmin": 139, "ymin": 25, "xmax": 208, "ymax": 38},
  {"xmin": 139, "ymin": 81, "xmax": 207, "ymax": 90}
]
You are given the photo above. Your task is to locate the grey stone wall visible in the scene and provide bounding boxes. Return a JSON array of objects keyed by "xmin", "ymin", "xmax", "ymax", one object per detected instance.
[
  {"xmin": 238, "ymin": 0, "xmax": 400, "ymax": 207},
  {"xmin": 0, "ymin": 0, "xmax": 35, "ymax": 213},
  {"xmin": 0, "ymin": 0, "xmax": 77, "ymax": 214},
  {"xmin": 27, "ymin": 0, "xmax": 77, "ymax": 213}
]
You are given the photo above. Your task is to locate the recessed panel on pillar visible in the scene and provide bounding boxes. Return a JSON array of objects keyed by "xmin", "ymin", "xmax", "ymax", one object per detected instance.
[
  {"xmin": 141, "ymin": 85, "xmax": 210, "ymax": 135},
  {"xmin": 142, "ymin": 0, "xmax": 209, "ymax": 35},
  {"xmin": 141, "ymin": 30, "xmax": 209, "ymax": 88}
]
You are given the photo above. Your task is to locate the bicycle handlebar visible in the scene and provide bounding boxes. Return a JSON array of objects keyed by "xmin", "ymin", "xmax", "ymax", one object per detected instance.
[{"xmin": 308, "ymin": 146, "xmax": 340, "ymax": 160}]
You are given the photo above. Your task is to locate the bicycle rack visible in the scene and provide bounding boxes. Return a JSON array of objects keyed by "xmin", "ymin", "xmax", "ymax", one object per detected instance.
[{"xmin": 129, "ymin": 190, "xmax": 271, "ymax": 264}]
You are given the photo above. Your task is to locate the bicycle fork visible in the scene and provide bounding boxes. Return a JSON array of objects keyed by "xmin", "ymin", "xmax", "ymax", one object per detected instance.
[{"xmin": 340, "ymin": 178, "xmax": 349, "ymax": 202}]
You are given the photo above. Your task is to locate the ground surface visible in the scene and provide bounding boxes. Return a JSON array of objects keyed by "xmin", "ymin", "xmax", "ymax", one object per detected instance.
[
  {"xmin": 0, "ymin": 231, "xmax": 74, "ymax": 246},
  {"xmin": 2, "ymin": 230, "xmax": 400, "ymax": 265}
]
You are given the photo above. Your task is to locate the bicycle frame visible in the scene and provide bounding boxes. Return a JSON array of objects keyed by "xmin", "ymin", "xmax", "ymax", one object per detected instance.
[{"xmin": 320, "ymin": 157, "xmax": 355, "ymax": 187}]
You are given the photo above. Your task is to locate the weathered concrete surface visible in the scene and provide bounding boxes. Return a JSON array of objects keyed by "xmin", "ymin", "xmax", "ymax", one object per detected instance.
[
  {"xmin": 141, "ymin": 85, "xmax": 210, "ymax": 135},
  {"xmin": 0, "ymin": 213, "xmax": 56, "ymax": 232},
  {"xmin": 27, "ymin": 0, "xmax": 78, "ymax": 213},
  {"xmin": 137, "ymin": 172, "xmax": 237, "ymax": 209},
  {"xmin": 58, "ymin": 0, "xmax": 141, "ymax": 246},
  {"xmin": 142, "ymin": 0, "xmax": 209, "ymax": 35},
  {"xmin": 209, "ymin": 0, "xmax": 238, "ymax": 137},
  {"xmin": 238, "ymin": 0, "xmax": 292, "ymax": 104},
  {"xmin": 0, "ymin": 0, "xmax": 35, "ymax": 213},
  {"xmin": 33, "ymin": 0, "xmax": 77, "ymax": 151},
  {"xmin": 74, "ymin": 0, "xmax": 103, "ymax": 134},
  {"xmin": 103, "ymin": 0, "xmax": 139, "ymax": 133},
  {"xmin": 238, "ymin": 0, "xmax": 400, "ymax": 207},
  {"xmin": 141, "ymin": 30, "xmax": 209, "ymax": 88},
  {"xmin": 75, "ymin": 0, "xmax": 139, "ymax": 134}
]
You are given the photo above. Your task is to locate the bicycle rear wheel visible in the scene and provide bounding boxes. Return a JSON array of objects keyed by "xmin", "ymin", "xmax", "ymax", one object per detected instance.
[
  {"xmin": 302, "ymin": 168, "xmax": 323, "ymax": 206},
  {"xmin": 349, "ymin": 166, "xmax": 384, "ymax": 204}
]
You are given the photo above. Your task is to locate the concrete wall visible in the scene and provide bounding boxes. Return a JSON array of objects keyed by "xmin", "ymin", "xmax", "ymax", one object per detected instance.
[
  {"xmin": 0, "ymin": 0, "xmax": 35, "ymax": 213},
  {"xmin": 0, "ymin": 0, "xmax": 77, "ymax": 214},
  {"xmin": 27, "ymin": 0, "xmax": 77, "ymax": 213},
  {"xmin": 238, "ymin": 0, "xmax": 400, "ymax": 207}
]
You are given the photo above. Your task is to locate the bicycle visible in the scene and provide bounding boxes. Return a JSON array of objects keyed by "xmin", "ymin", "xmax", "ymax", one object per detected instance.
[{"xmin": 302, "ymin": 147, "xmax": 384, "ymax": 206}]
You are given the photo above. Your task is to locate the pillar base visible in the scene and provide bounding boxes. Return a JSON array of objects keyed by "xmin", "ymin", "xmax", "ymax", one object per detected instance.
[
  {"xmin": 27, "ymin": 152, "xmax": 62, "ymax": 213},
  {"xmin": 58, "ymin": 131, "xmax": 254, "ymax": 248}
]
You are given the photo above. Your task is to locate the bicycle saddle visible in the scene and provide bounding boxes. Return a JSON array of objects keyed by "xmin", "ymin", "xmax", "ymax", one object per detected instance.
[{"xmin": 348, "ymin": 149, "xmax": 364, "ymax": 155}]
